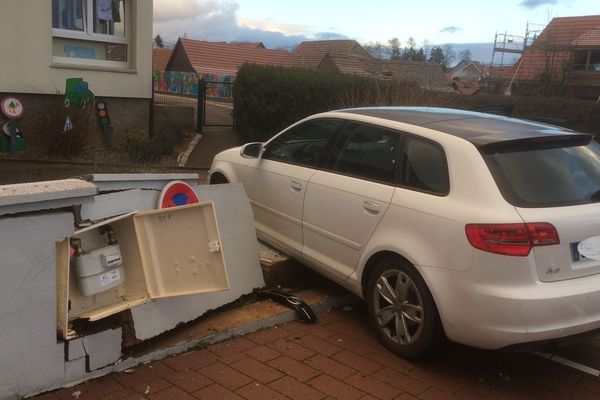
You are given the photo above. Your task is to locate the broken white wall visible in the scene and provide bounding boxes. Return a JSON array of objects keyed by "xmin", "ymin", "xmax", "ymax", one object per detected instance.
[{"xmin": 0, "ymin": 175, "xmax": 265, "ymax": 399}]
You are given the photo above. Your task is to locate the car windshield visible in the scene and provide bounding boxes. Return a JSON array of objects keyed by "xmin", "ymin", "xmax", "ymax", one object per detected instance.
[{"xmin": 483, "ymin": 140, "xmax": 600, "ymax": 207}]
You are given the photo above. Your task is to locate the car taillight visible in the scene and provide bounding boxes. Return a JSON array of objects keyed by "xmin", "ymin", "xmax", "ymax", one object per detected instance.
[{"xmin": 465, "ymin": 223, "xmax": 559, "ymax": 256}]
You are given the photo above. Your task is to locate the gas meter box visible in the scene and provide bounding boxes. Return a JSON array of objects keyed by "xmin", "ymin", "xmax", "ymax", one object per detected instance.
[
  {"xmin": 73, "ymin": 244, "xmax": 124, "ymax": 296},
  {"xmin": 56, "ymin": 202, "xmax": 230, "ymax": 340}
]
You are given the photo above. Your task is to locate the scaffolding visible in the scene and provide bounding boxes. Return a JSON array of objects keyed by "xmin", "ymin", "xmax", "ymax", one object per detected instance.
[{"xmin": 491, "ymin": 22, "xmax": 545, "ymax": 66}]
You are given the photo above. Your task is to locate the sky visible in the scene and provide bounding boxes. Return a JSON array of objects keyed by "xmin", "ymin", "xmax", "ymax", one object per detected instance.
[{"xmin": 153, "ymin": 0, "xmax": 598, "ymax": 50}]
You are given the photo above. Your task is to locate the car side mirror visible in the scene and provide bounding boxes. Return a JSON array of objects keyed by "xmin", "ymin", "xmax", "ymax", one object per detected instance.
[{"xmin": 240, "ymin": 142, "xmax": 263, "ymax": 158}]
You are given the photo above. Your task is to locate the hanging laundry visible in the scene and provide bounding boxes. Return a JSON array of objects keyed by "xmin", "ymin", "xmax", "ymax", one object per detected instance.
[
  {"xmin": 97, "ymin": 0, "xmax": 113, "ymax": 21},
  {"xmin": 112, "ymin": 0, "xmax": 122, "ymax": 22}
]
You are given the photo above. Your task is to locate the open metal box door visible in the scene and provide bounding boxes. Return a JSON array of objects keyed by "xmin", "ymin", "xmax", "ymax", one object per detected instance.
[
  {"xmin": 134, "ymin": 201, "xmax": 229, "ymax": 299},
  {"xmin": 58, "ymin": 202, "xmax": 229, "ymax": 340}
]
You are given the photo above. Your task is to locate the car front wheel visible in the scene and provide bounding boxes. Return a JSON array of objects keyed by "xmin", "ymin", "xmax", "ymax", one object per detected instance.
[{"xmin": 366, "ymin": 258, "xmax": 441, "ymax": 359}]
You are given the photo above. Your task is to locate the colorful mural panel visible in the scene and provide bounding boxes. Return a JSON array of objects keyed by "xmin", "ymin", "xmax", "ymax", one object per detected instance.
[{"xmin": 152, "ymin": 71, "xmax": 234, "ymax": 99}]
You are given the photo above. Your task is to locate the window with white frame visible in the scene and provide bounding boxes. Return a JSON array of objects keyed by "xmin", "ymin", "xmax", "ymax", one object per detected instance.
[{"xmin": 52, "ymin": 0, "xmax": 130, "ymax": 68}]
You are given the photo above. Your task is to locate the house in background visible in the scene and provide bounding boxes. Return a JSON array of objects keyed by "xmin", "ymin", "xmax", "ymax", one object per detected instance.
[
  {"xmin": 0, "ymin": 0, "xmax": 153, "ymax": 144},
  {"xmin": 153, "ymin": 48, "xmax": 173, "ymax": 74},
  {"xmin": 166, "ymin": 38, "xmax": 293, "ymax": 78},
  {"xmin": 152, "ymin": 47, "xmax": 173, "ymax": 91},
  {"xmin": 299, "ymin": 40, "xmax": 453, "ymax": 92},
  {"xmin": 374, "ymin": 60, "xmax": 454, "ymax": 92},
  {"xmin": 447, "ymin": 61, "xmax": 486, "ymax": 95},
  {"xmin": 292, "ymin": 40, "xmax": 372, "ymax": 69},
  {"xmin": 488, "ymin": 15, "xmax": 600, "ymax": 98}
]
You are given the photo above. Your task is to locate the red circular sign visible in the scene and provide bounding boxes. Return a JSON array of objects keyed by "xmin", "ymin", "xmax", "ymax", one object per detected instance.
[
  {"xmin": 1, "ymin": 97, "xmax": 24, "ymax": 119},
  {"xmin": 158, "ymin": 181, "xmax": 200, "ymax": 209}
]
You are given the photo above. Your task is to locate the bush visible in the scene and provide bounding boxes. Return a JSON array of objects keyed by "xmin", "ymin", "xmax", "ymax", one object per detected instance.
[
  {"xmin": 233, "ymin": 64, "xmax": 600, "ymax": 141},
  {"xmin": 234, "ymin": 64, "xmax": 429, "ymax": 142},
  {"xmin": 125, "ymin": 126, "xmax": 184, "ymax": 163},
  {"xmin": 32, "ymin": 96, "xmax": 94, "ymax": 158}
]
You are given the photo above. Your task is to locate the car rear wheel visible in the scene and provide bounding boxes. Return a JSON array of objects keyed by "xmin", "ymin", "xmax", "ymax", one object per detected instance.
[{"xmin": 366, "ymin": 257, "xmax": 441, "ymax": 359}]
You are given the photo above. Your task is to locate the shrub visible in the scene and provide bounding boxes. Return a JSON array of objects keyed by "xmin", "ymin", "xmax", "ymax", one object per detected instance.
[
  {"xmin": 234, "ymin": 64, "xmax": 600, "ymax": 141},
  {"xmin": 125, "ymin": 126, "xmax": 184, "ymax": 163},
  {"xmin": 33, "ymin": 95, "xmax": 94, "ymax": 158}
]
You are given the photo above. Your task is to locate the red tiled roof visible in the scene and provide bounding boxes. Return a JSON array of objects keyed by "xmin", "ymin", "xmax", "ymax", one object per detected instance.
[
  {"xmin": 318, "ymin": 54, "xmax": 373, "ymax": 76},
  {"xmin": 373, "ymin": 60, "xmax": 454, "ymax": 92},
  {"xmin": 497, "ymin": 15, "xmax": 600, "ymax": 81},
  {"xmin": 153, "ymin": 48, "xmax": 172, "ymax": 72},
  {"xmin": 292, "ymin": 40, "xmax": 372, "ymax": 69},
  {"xmin": 175, "ymin": 38, "xmax": 292, "ymax": 76},
  {"xmin": 534, "ymin": 15, "xmax": 600, "ymax": 47}
]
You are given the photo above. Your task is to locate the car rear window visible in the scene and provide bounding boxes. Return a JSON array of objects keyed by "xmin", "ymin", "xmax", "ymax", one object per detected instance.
[{"xmin": 483, "ymin": 139, "xmax": 600, "ymax": 207}]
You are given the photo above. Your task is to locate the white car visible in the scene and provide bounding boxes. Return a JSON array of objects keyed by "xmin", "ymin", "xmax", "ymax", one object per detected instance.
[{"xmin": 209, "ymin": 107, "xmax": 600, "ymax": 358}]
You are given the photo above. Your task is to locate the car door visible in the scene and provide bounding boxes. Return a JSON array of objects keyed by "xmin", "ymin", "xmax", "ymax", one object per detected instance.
[
  {"xmin": 302, "ymin": 122, "xmax": 399, "ymax": 281},
  {"xmin": 237, "ymin": 118, "xmax": 342, "ymax": 258}
]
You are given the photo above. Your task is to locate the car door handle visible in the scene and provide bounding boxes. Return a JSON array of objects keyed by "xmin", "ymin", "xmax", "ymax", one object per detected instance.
[
  {"xmin": 363, "ymin": 201, "xmax": 381, "ymax": 214},
  {"xmin": 291, "ymin": 181, "xmax": 302, "ymax": 191}
]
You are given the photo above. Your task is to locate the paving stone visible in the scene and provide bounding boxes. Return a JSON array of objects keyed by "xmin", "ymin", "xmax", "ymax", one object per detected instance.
[
  {"xmin": 243, "ymin": 345, "xmax": 282, "ymax": 362},
  {"xmin": 147, "ymin": 386, "xmax": 196, "ymax": 400},
  {"xmin": 114, "ymin": 362, "xmax": 175, "ymax": 388},
  {"xmin": 345, "ymin": 373, "xmax": 402, "ymax": 400},
  {"xmin": 291, "ymin": 334, "xmax": 342, "ymax": 356},
  {"xmin": 408, "ymin": 367, "xmax": 464, "ymax": 394},
  {"xmin": 163, "ymin": 349, "xmax": 217, "ymax": 371},
  {"xmin": 194, "ymin": 383, "xmax": 245, "ymax": 400},
  {"xmin": 210, "ymin": 337, "xmax": 257, "ymax": 358},
  {"xmin": 269, "ymin": 376, "xmax": 326, "ymax": 400},
  {"xmin": 247, "ymin": 325, "xmax": 293, "ymax": 345},
  {"xmin": 308, "ymin": 374, "xmax": 365, "ymax": 400},
  {"xmin": 304, "ymin": 354, "xmax": 357, "ymax": 380},
  {"xmin": 325, "ymin": 333, "xmax": 376, "ymax": 355},
  {"xmin": 285, "ymin": 321, "xmax": 337, "ymax": 339},
  {"xmin": 199, "ymin": 362, "xmax": 253, "ymax": 390},
  {"xmin": 163, "ymin": 369, "xmax": 213, "ymax": 393},
  {"xmin": 268, "ymin": 338, "xmax": 316, "ymax": 361},
  {"xmin": 269, "ymin": 356, "xmax": 320, "ymax": 382},
  {"xmin": 236, "ymin": 382, "xmax": 290, "ymax": 400},
  {"xmin": 372, "ymin": 367, "xmax": 427, "ymax": 395},
  {"xmin": 131, "ymin": 377, "xmax": 172, "ymax": 396},
  {"xmin": 230, "ymin": 356, "xmax": 284, "ymax": 383},
  {"xmin": 331, "ymin": 351, "xmax": 383, "ymax": 375}
]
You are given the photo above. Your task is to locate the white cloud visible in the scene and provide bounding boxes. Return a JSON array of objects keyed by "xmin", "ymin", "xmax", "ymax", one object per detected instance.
[{"xmin": 153, "ymin": 0, "xmax": 345, "ymax": 49}]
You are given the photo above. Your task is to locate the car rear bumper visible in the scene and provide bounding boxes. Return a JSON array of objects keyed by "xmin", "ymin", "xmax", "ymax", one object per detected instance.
[{"xmin": 420, "ymin": 264, "xmax": 600, "ymax": 350}]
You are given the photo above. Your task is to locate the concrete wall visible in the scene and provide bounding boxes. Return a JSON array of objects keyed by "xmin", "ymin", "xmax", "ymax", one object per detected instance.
[
  {"xmin": 0, "ymin": 175, "xmax": 265, "ymax": 399},
  {"xmin": 0, "ymin": 1, "xmax": 153, "ymax": 99}
]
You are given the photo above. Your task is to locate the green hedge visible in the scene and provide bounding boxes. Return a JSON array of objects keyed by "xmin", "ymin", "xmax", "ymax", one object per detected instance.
[
  {"xmin": 234, "ymin": 64, "xmax": 423, "ymax": 141},
  {"xmin": 233, "ymin": 64, "xmax": 600, "ymax": 142}
]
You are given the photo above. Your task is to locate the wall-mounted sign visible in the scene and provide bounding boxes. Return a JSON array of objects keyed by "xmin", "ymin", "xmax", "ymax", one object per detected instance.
[{"xmin": 1, "ymin": 97, "xmax": 24, "ymax": 119}]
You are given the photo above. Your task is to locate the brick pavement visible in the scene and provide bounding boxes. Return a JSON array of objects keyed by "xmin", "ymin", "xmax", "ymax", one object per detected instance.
[{"xmin": 36, "ymin": 306, "xmax": 600, "ymax": 400}]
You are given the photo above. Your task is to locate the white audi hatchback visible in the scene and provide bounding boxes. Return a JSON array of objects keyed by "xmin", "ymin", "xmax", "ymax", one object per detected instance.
[{"xmin": 209, "ymin": 107, "xmax": 600, "ymax": 358}]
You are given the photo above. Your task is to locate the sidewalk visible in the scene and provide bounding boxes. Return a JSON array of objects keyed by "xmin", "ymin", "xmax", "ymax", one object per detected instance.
[
  {"xmin": 185, "ymin": 127, "xmax": 242, "ymax": 169},
  {"xmin": 36, "ymin": 304, "xmax": 600, "ymax": 400}
]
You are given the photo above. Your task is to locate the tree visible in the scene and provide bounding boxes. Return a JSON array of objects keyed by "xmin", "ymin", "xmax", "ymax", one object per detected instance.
[
  {"xmin": 154, "ymin": 34, "xmax": 164, "ymax": 48},
  {"xmin": 388, "ymin": 38, "xmax": 401, "ymax": 60},
  {"xmin": 414, "ymin": 48, "xmax": 426, "ymax": 62},
  {"xmin": 364, "ymin": 41, "xmax": 387, "ymax": 59},
  {"xmin": 458, "ymin": 49, "xmax": 472, "ymax": 62},
  {"xmin": 442, "ymin": 44, "xmax": 456, "ymax": 68},
  {"xmin": 401, "ymin": 37, "xmax": 417, "ymax": 60},
  {"xmin": 428, "ymin": 46, "xmax": 445, "ymax": 64}
]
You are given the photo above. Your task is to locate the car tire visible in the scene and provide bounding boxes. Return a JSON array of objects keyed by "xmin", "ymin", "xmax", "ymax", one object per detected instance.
[{"xmin": 366, "ymin": 257, "xmax": 442, "ymax": 359}]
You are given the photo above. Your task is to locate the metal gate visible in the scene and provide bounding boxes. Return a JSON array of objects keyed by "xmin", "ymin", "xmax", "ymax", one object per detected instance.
[{"xmin": 197, "ymin": 79, "xmax": 234, "ymax": 129}]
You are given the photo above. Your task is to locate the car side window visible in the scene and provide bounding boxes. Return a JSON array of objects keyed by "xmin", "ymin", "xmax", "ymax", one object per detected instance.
[
  {"xmin": 262, "ymin": 119, "xmax": 340, "ymax": 168},
  {"xmin": 330, "ymin": 123, "xmax": 400, "ymax": 184},
  {"xmin": 401, "ymin": 137, "xmax": 449, "ymax": 195}
]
